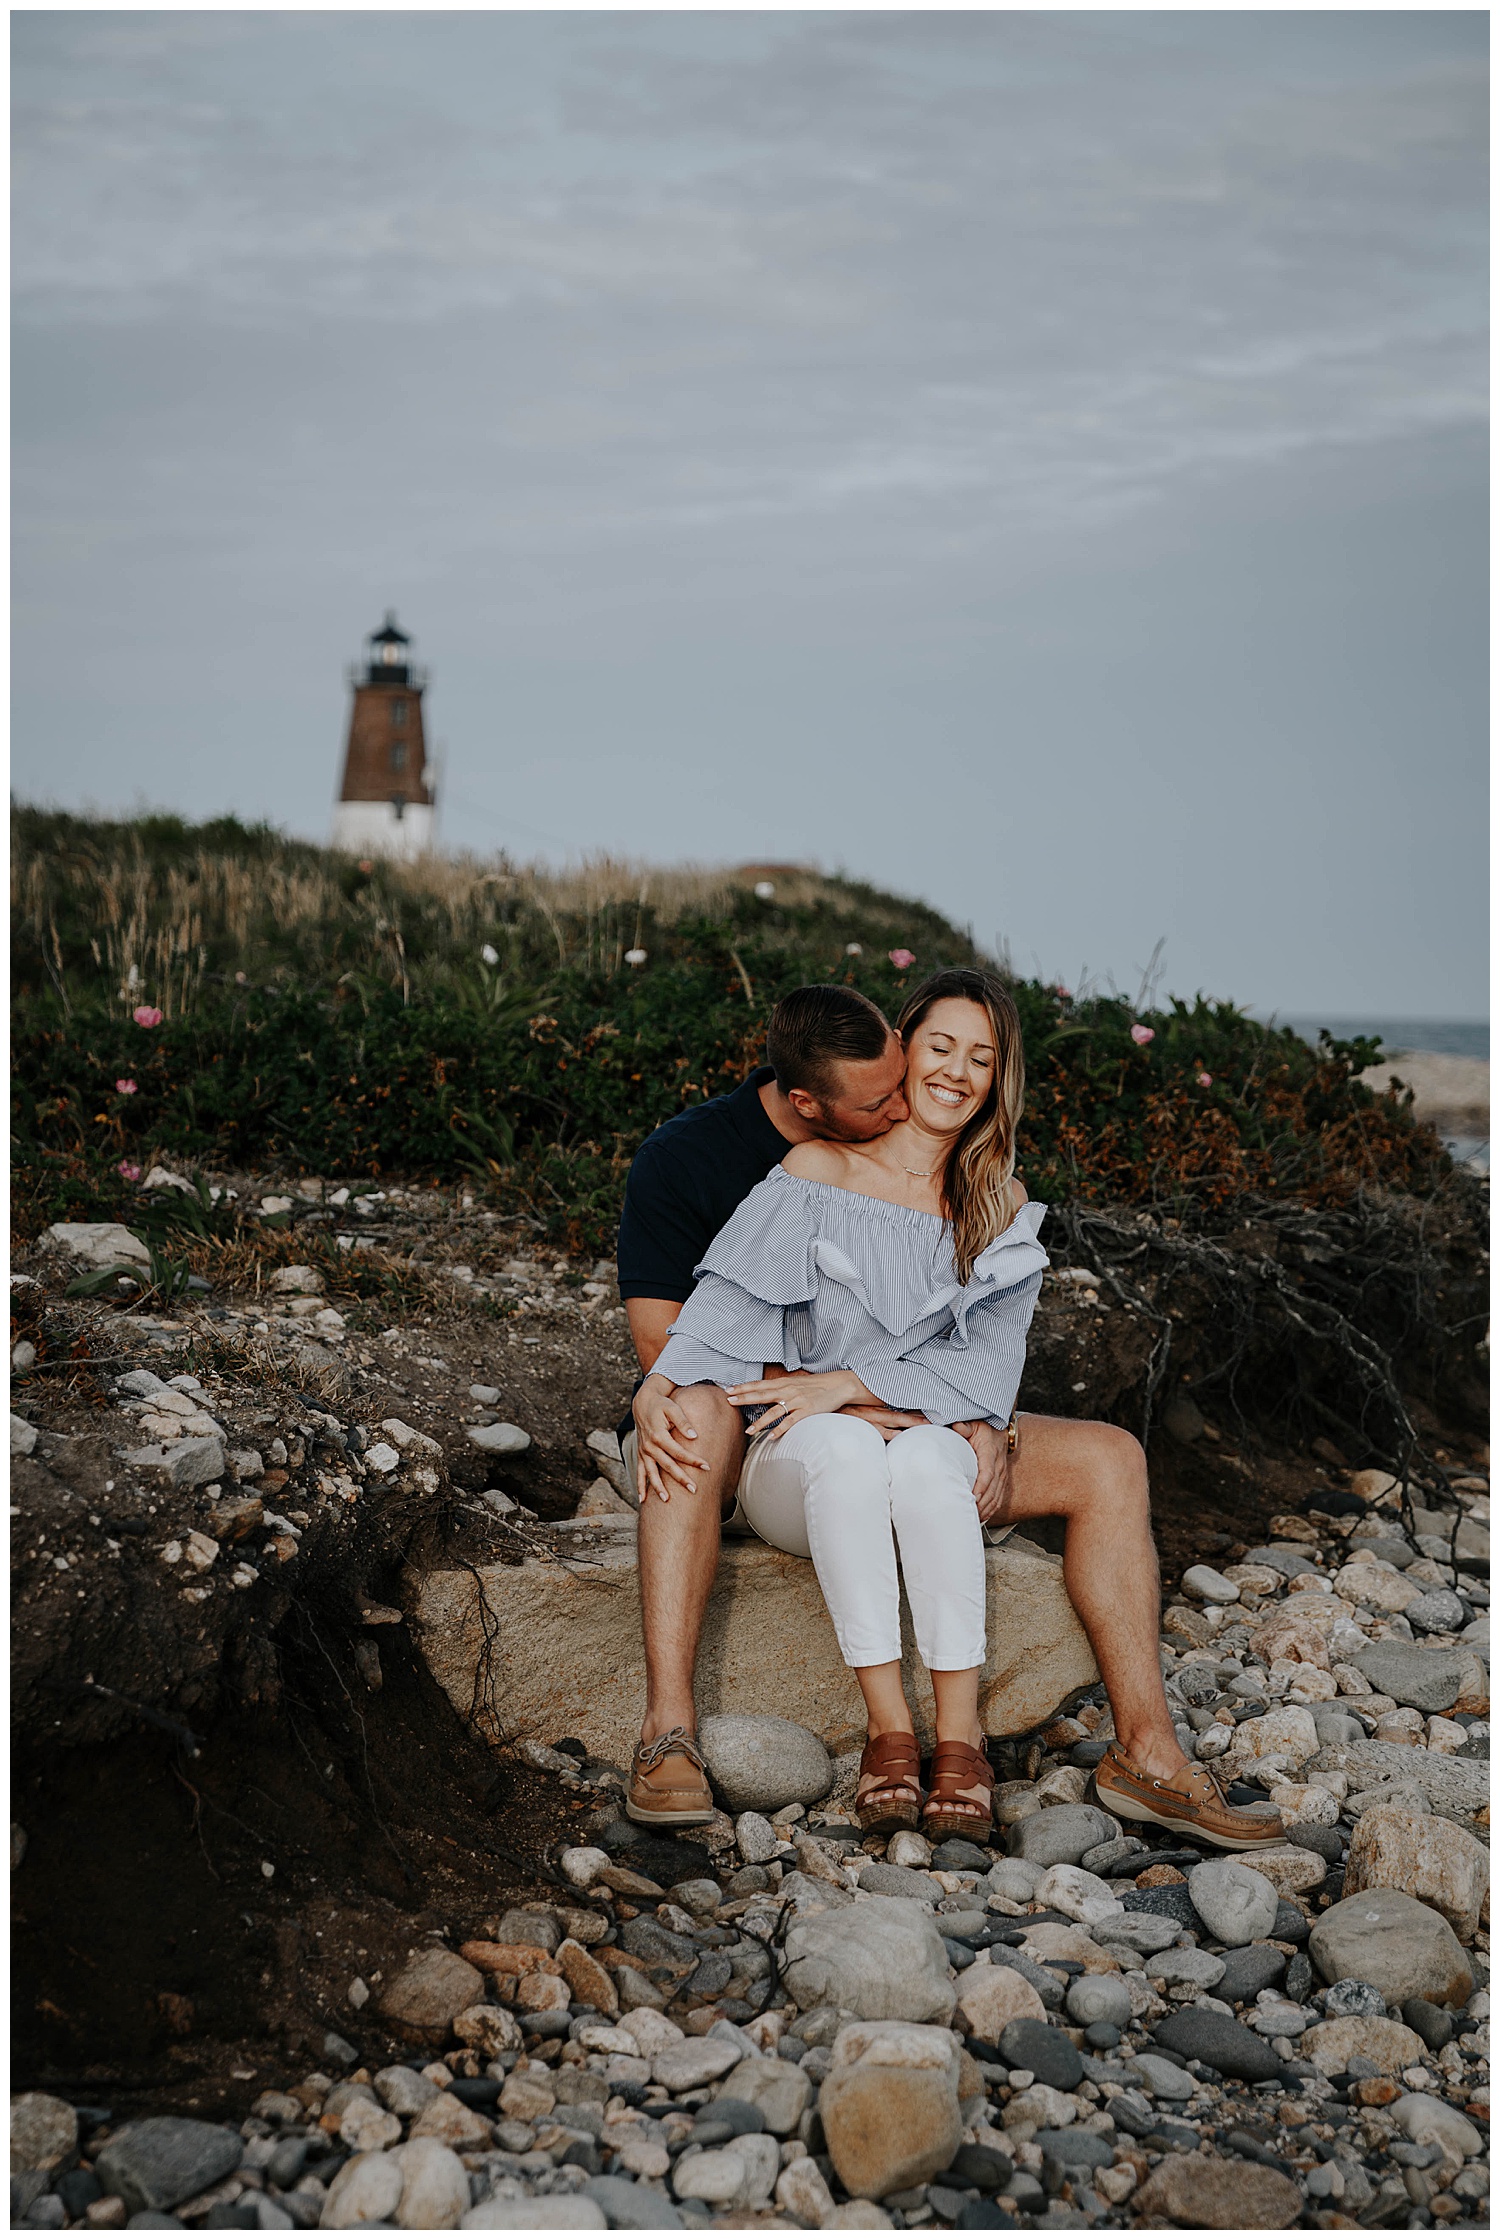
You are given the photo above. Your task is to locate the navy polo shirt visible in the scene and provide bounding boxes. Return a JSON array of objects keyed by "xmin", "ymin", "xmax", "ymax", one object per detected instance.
[{"xmin": 617, "ymin": 1065, "xmax": 791, "ymax": 1304}]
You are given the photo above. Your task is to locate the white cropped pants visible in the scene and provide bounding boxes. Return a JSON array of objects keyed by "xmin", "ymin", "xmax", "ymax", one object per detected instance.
[{"xmin": 736, "ymin": 1414, "xmax": 986, "ymax": 1671}]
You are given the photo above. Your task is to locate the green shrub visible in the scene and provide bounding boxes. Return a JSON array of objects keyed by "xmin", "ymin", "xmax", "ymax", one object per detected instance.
[{"xmin": 12, "ymin": 808, "xmax": 1448, "ymax": 1251}]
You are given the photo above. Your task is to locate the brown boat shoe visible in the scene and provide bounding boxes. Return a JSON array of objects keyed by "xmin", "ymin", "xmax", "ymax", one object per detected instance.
[
  {"xmin": 1092, "ymin": 1741, "xmax": 1284, "ymax": 1851},
  {"xmin": 625, "ymin": 1726, "xmax": 716, "ymax": 1828}
]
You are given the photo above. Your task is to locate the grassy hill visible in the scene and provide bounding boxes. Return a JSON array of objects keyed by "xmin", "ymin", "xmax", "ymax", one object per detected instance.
[{"xmin": 14, "ymin": 804, "xmax": 1451, "ymax": 1250}]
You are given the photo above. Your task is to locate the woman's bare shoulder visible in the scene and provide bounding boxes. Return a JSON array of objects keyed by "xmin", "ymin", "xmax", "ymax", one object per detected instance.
[
  {"xmin": 1011, "ymin": 1173, "xmax": 1030, "ymax": 1206},
  {"xmin": 781, "ymin": 1139, "xmax": 853, "ymax": 1182}
]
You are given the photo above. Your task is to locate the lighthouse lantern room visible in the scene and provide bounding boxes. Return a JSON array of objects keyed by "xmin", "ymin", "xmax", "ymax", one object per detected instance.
[{"xmin": 331, "ymin": 613, "xmax": 436, "ymax": 860}]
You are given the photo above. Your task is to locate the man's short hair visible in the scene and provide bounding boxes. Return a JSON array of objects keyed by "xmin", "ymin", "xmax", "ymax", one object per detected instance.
[{"xmin": 766, "ymin": 984, "xmax": 893, "ymax": 1100}]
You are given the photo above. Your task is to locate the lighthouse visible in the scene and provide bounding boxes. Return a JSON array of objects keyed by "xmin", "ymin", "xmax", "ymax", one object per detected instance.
[{"xmin": 331, "ymin": 614, "xmax": 437, "ymax": 860}]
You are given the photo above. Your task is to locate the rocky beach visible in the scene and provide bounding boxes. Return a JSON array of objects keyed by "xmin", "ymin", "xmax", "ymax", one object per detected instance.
[{"xmin": 10, "ymin": 1162, "xmax": 1490, "ymax": 2232}]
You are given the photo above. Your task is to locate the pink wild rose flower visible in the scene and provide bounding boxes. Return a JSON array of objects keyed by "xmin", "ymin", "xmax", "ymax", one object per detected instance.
[
  {"xmin": 115, "ymin": 1079, "xmax": 138, "ymax": 1095},
  {"xmin": 118, "ymin": 1161, "xmax": 142, "ymax": 1182},
  {"xmin": 1198, "ymin": 1072, "xmax": 1213, "ymax": 1087},
  {"xmin": 889, "ymin": 948, "xmax": 916, "ymax": 970},
  {"xmin": 1130, "ymin": 1024, "xmax": 1155, "ymax": 1046},
  {"xmin": 132, "ymin": 1005, "xmax": 163, "ymax": 1027}
]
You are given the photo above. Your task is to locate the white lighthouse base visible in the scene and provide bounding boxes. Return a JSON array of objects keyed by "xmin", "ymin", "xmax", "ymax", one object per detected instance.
[{"xmin": 331, "ymin": 800, "xmax": 436, "ymax": 863}]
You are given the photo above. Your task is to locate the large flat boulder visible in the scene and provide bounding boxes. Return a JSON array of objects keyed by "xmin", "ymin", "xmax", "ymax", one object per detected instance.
[
  {"xmin": 405, "ymin": 1523, "xmax": 1097, "ymax": 1763},
  {"xmin": 1307, "ymin": 1740, "xmax": 1488, "ymax": 1829}
]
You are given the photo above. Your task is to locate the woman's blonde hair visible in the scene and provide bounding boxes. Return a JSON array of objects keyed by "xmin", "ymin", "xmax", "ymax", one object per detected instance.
[{"xmin": 895, "ymin": 968, "xmax": 1026, "ymax": 1283}]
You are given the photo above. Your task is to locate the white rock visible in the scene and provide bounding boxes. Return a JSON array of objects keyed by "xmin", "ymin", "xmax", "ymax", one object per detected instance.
[
  {"xmin": 182, "ymin": 1531, "xmax": 220, "ymax": 1573},
  {"xmin": 382, "ymin": 1418, "xmax": 443, "ymax": 1456},
  {"xmin": 1065, "ymin": 1973, "xmax": 1133, "ymax": 2028},
  {"xmin": 127, "ymin": 1435, "xmax": 228, "ymax": 1490},
  {"xmin": 11, "ymin": 1415, "xmax": 37, "ymax": 1457},
  {"xmin": 735, "ymin": 1811, "xmax": 780, "ymax": 1865},
  {"xmin": 673, "ymin": 2147, "xmax": 747, "ymax": 2203},
  {"xmin": 321, "ymin": 2150, "xmax": 404, "ymax": 2227},
  {"xmin": 1388, "ymin": 2092, "xmax": 1484, "ymax": 2161},
  {"xmin": 617, "ymin": 2008, "xmax": 684, "ymax": 2056},
  {"xmin": 461, "ymin": 2205, "xmax": 605, "ymax": 2231},
  {"xmin": 467, "ymin": 1421, "xmax": 532, "ymax": 1456},
  {"xmin": 651, "ymin": 2038, "xmax": 742, "ymax": 2093},
  {"xmin": 574, "ymin": 2020, "xmax": 639, "ymax": 2056},
  {"xmin": 699, "ymin": 1712, "xmax": 833, "ymax": 1812},
  {"xmin": 560, "ymin": 1844, "xmax": 611, "ymax": 1888},
  {"xmin": 954, "ymin": 1964, "xmax": 1048, "ymax": 2035},
  {"xmin": 1249, "ymin": 1994, "xmax": 1314, "ymax": 2039},
  {"xmin": 1224, "ymin": 1703, "xmax": 1321, "ymax": 1772},
  {"xmin": 1333, "ymin": 1562, "xmax": 1422, "ymax": 1614},
  {"xmin": 1269, "ymin": 1781, "xmax": 1340, "ymax": 1827},
  {"xmin": 1034, "ymin": 1864, "xmax": 1123, "ymax": 1927},
  {"xmin": 364, "ymin": 1442, "xmax": 401, "ymax": 1475},
  {"xmin": 776, "ymin": 2155, "xmax": 836, "ymax": 2224},
  {"xmin": 1344, "ymin": 1804, "xmax": 1490, "ymax": 1943},
  {"xmin": 887, "ymin": 1831, "xmax": 933, "ymax": 1869},
  {"xmin": 1182, "ymin": 1565, "xmax": 1241, "ymax": 1603},
  {"xmin": 1127, "ymin": 2053, "xmax": 1197, "ymax": 2101},
  {"xmin": 984, "ymin": 1859, "xmax": 1041, "ymax": 1904},
  {"xmin": 45, "ymin": 1220, "xmax": 152, "ymax": 1269},
  {"xmin": 1103, "ymin": 1911, "xmax": 1181, "ymax": 1956},
  {"xmin": 1147, "ymin": 1945, "xmax": 1226, "ymax": 1991},
  {"xmin": 1188, "ymin": 1858, "xmax": 1279, "ymax": 1946},
  {"xmin": 390, "ymin": 2136, "xmax": 470, "ymax": 2229},
  {"xmin": 1006, "ymin": 2082, "xmax": 1081, "ymax": 2129},
  {"xmin": 272, "ymin": 1264, "xmax": 324, "ymax": 1294},
  {"xmin": 783, "ymin": 1895, "xmax": 955, "ymax": 2024},
  {"xmin": 340, "ymin": 2097, "xmax": 403, "ymax": 2152}
]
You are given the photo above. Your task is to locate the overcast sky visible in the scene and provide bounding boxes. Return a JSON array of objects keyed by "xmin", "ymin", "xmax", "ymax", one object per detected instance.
[{"xmin": 12, "ymin": 10, "xmax": 1487, "ymax": 1019}]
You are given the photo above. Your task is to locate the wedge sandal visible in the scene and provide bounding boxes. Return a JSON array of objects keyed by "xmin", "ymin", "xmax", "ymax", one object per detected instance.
[
  {"xmin": 921, "ymin": 1739, "xmax": 995, "ymax": 1842},
  {"xmin": 856, "ymin": 1732, "xmax": 925, "ymax": 1836}
]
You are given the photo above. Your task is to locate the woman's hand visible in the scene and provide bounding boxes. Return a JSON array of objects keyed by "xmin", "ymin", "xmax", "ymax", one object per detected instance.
[
  {"xmin": 632, "ymin": 1375, "xmax": 709, "ymax": 1502},
  {"xmin": 726, "ymin": 1370, "xmax": 870, "ymax": 1443}
]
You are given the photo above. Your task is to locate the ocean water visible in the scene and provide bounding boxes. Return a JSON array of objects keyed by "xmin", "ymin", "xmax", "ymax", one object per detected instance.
[
  {"xmin": 1273, "ymin": 1017, "xmax": 1489, "ymax": 1060},
  {"xmin": 1263, "ymin": 1014, "xmax": 1489, "ymax": 1172}
]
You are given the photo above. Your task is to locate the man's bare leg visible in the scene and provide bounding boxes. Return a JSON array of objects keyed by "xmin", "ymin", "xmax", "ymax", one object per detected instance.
[
  {"xmin": 995, "ymin": 1414, "xmax": 1188, "ymax": 1780},
  {"xmin": 637, "ymin": 1384, "xmax": 746, "ymax": 1743}
]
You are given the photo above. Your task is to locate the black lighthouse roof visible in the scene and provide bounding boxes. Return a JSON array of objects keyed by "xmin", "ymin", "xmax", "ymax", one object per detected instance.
[{"xmin": 361, "ymin": 611, "xmax": 420, "ymax": 685}]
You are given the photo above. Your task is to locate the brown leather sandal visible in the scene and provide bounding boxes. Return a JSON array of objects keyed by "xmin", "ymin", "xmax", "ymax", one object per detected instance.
[
  {"xmin": 856, "ymin": 1732, "xmax": 925, "ymax": 1835},
  {"xmin": 922, "ymin": 1740, "xmax": 995, "ymax": 1842}
]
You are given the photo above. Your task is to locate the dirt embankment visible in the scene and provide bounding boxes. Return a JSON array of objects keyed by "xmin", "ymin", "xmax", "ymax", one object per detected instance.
[{"xmin": 10, "ymin": 1168, "xmax": 1487, "ymax": 2113}]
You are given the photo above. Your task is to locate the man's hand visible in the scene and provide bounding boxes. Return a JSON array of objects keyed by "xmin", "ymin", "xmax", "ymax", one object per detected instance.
[
  {"xmin": 632, "ymin": 1375, "xmax": 710, "ymax": 1503},
  {"xmin": 956, "ymin": 1418, "xmax": 1012, "ymax": 1524},
  {"xmin": 839, "ymin": 1401, "xmax": 929, "ymax": 1442}
]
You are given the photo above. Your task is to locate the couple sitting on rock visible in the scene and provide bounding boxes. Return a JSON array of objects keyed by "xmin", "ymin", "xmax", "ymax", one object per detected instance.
[{"xmin": 617, "ymin": 971, "xmax": 1282, "ymax": 1853}]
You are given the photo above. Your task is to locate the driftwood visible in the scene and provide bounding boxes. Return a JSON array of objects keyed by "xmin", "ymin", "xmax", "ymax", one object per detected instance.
[{"xmin": 1048, "ymin": 1175, "xmax": 1487, "ymax": 1539}]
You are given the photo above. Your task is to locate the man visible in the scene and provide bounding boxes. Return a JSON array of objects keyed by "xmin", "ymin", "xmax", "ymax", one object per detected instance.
[{"xmin": 617, "ymin": 982, "xmax": 1280, "ymax": 1852}]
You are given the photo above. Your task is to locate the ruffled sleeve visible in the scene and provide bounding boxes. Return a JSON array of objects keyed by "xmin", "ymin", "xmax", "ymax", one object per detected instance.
[
  {"xmin": 845, "ymin": 1200, "xmax": 1049, "ymax": 1426},
  {"xmin": 650, "ymin": 1170, "xmax": 814, "ymax": 1389}
]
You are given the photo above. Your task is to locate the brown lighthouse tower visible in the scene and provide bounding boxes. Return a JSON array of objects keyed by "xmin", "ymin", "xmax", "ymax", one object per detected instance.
[{"xmin": 331, "ymin": 613, "xmax": 436, "ymax": 860}]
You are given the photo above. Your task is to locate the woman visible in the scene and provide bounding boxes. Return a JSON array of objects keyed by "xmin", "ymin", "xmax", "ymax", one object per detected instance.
[{"xmin": 645, "ymin": 966, "xmax": 1044, "ymax": 1842}]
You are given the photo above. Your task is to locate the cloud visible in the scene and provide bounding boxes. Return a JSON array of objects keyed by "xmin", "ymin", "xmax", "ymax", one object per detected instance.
[{"xmin": 10, "ymin": 14, "xmax": 1487, "ymax": 1013}]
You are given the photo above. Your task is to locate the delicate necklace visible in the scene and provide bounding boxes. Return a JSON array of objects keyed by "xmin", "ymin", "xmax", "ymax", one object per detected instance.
[{"xmin": 901, "ymin": 1162, "xmax": 941, "ymax": 1181}]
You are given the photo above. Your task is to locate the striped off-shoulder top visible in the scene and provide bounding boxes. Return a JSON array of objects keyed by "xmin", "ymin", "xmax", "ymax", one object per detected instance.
[{"xmin": 650, "ymin": 1165, "xmax": 1049, "ymax": 1428}]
